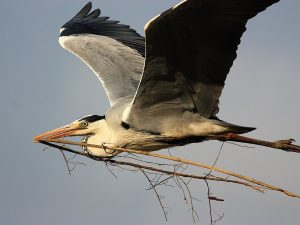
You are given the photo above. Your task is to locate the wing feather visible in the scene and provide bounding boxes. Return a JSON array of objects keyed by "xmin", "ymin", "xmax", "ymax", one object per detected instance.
[
  {"xmin": 125, "ymin": 0, "xmax": 279, "ymax": 133},
  {"xmin": 59, "ymin": 2, "xmax": 145, "ymax": 105}
]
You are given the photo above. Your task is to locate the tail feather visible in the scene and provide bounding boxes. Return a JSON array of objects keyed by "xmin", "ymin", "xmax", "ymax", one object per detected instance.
[
  {"xmin": 226, "ymin": 124, "xmax": 256, "ymax": 134},
  {"xmin": 213, "ymin": 120, "xmax": 256, "ymax": 135}
]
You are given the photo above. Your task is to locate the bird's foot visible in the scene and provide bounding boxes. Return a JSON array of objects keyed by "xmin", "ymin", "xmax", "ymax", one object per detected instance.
[
  {"xmin": 274, "ymin": 138, "xmax": 295, "ymax": 145},
  {"xmin": 273, "ymin": 138, "xmax": 300, "ymax": 153}
]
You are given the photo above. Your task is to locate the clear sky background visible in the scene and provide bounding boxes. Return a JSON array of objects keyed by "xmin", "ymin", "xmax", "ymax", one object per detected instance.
[{"xmin": 0, "ymin": 0, "xmax": 299, "ymax": 225}]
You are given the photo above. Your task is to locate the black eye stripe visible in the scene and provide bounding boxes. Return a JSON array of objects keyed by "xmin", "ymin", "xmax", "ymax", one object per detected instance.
[{"xmin": 79, "ymin": 115, "xmax": 105, "ymax": 123}]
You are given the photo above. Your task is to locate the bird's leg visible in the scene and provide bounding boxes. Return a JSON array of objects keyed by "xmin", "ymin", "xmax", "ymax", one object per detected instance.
[{"xmin": 209, "ymin": 133, "xmax": 300, "ymax": 153}]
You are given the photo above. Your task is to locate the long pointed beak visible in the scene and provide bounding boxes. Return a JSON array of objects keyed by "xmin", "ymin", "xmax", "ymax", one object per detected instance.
[{"xmin": 33, "ymin": 123, "xmax": 81, "ymax": 142}]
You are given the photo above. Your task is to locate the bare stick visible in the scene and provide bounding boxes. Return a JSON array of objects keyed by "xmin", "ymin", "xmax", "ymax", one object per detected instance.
[
  {"xmin": 207, "ymin": 142, "xmax": 224, "ymax": 177},
  {"xmin": 141, "ymin": 169, "xmax": 169, "ymax": 221},
  {"xmin": 60, "ymin": 150, "xmax": 72, "ymax": 176},
  {"xmin": 37, "ymin": 138, "xmax": 300, "ymax": 199},
  {"xmin": 39, "ymin": 140, "xmax": 265, "ymax": 192},
  {"xmin": 40, "ymin": 141, "xmax": 86, "ymax": 156},
  {"xmin": 178, "ymin": 176, "xmax": 199, "ymax": 223},
  {"xmin": 205, "ymin": 180, "xmax": 214, "ymax": 225}
]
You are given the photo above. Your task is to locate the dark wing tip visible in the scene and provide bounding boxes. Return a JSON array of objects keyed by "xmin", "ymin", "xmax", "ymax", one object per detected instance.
[
  {"xmin": 74, "ymin": 2, "xmax": 92, "ymax": 19},
  {"xmin": 60, "ymin": 2, "xmax": 145, "ymax": 57},
  {"xmin": 61, "ymin": 2, "xmax": 103, "ymax": 31},
  {"xmin": 87, "ymin": 8, "xmax": 101, "ymax": 18}
]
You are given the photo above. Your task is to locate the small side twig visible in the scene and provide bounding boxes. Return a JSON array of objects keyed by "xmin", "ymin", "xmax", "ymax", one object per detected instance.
[
  {"xmin": 141, "ymin": 169, "xmax": 169, "ymax": 221},
  {"xmin": 39, "ymin": 140, "xmax": 266, "ymax": 192},
  {"xmin": 178, "ymin": 176, "xmax": 199, "ymax": 223},
  {"xmin": 38, "ymin": 138, "xmax": 300, "ymax": 199},
  {"xmin": 205, "ymin": 180, "xmax": 214, "ymax": 225},
  {"xmin": 207, "ymin": 142, "xmax": 224, "ymax": 177},
  {"xmin": 36, "ymin": 139, "xmax": 300, "ymax": 223},
  {"xmin": 60, "ymin": 150, "xmax": 72, "ymax": 176}
]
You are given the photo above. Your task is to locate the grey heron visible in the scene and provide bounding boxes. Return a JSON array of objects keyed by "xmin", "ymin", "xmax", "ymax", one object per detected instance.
[{"xmin": 34, "ymin": 0, "xmax": 281, "ymax": 158}]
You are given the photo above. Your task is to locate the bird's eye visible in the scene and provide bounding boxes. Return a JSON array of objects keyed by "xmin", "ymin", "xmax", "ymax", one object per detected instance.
[{"xmin": 81, "ymin": 121, "xmax": 88, "ymax": 127}]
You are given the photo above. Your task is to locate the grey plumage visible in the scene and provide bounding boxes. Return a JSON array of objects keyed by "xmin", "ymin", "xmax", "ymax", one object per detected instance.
[
  {"xmin": 35, "ymin": 0, "xmax": 280, "ymax": 157},
  {"xmin": 126, "ymin": 0, "xmax": 279, "ymax": 134}
]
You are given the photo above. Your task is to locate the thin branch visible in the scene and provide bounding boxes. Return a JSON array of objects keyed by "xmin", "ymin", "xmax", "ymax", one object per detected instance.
[
  {"xmin": 60, "ymin": 150, "xmax": 72, "ymax": 176},
  {"xmin": 212, "ymin": 212, "xmax": 224, "ymax": 225},
  {"xmin": 40, "ymin": 141, "xmax": 86, "ymax": 156},
  {"xmin": 213, "ymin": 142, "xmax": 224, "ymax": 167},
  {"xmin": 39, "ymin": 140, "xmax": 266, "ymax": 193},
  {"xmin": 178, "ymin": 177, "xmax": 199, "ymax": 223},
  {"xmin": 205, "ymin": 180, "xmax": 214, "ymax": 225},
  {"xmin": 104, "ymin": 162, "xmax": 118, "ymax": 179},
  {"xmin": 226, "ymin": 142, "xmax": 254, "ymax": 149},
  {"xmin": 34, "ymin": 134, "xmax": 300, "ymax": 224},
  {"xmin": 207, "ymin": 142, "xmax": 224, "ymax": 177},
  {"xmin": 150, "ymin": 176, "xmax": 174, "ymax": 190},
  {"xmin": 110, "ymin": 162, "xmax": 263, "ymax": 193},
  {"xmin": 37, "ymin": 138, "xmax": 300, "ymax": 199},
  {"xmin": 141, "ymin": 169, "xmax": 168, "ymax": 221}
]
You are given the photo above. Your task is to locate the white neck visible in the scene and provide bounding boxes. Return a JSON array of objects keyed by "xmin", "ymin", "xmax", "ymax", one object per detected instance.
[{"xmin": 85, "ymin": 120, "xmax": 114, "ymax": 157}]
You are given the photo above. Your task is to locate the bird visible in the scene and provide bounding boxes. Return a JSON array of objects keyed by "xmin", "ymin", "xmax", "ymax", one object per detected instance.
[{"xmin": 34, "ymin": 0, "xmax": 280, "ymax": 158}]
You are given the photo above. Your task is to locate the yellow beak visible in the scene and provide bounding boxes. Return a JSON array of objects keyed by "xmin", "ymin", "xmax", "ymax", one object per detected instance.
[{"xmin": 33, "ymin": 123, "xmax": 81, "ymax": 142}]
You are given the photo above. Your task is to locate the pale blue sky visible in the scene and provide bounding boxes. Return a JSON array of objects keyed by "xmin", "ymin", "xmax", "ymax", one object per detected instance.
[{"xmin": 0, "ymin": 1, "xmax": 299, "ymax": 225}]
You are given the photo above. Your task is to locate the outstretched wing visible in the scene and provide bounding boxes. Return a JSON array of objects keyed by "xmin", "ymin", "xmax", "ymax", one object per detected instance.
[
  {"xmin": 125, "ymin": 0, "xmax": 279, "ymax": 132},
  {"xmin": 59, "ymin": 2, "xmax": 145, "ymax": 106}
]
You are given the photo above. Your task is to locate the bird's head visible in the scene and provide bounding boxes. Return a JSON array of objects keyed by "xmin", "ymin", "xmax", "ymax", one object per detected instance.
[{"xmin": 33, "ymin": 115, "xmax": 106, "ymax": 141}]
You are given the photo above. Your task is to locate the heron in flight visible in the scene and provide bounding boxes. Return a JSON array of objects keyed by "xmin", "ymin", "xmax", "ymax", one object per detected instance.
[{"xmin": 34, "ymin": 0, "xmax": 280, "ymax": 158}]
